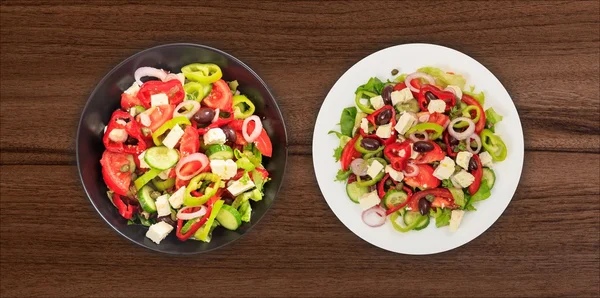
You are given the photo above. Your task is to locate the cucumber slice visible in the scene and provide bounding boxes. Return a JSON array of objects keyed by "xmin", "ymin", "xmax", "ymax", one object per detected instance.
[
  {"xmin": 205, "ymin": 144, "xmax": 234, "ymax": 160},
  {"xmin": 383, "ymin": 190, "xmax": 408, "ymax": 210},
  {"xmin": 482, "ymin": 168, "xmax": 496, "ymax": 189},
  {"xmin": 216, "ymin": 204, "xmax": 242, "ymax": 230},
  {"xmin": 414, "ymin": 215, "xmax": 430, "ymax": 230},
  {"xmin": 395, "ymin": 99, "xmax": 420, "ymax": 114},
  {"xmin": 138, "ymin": 185, "xmax": 157, "ymax": 213},
  {"xmin": 403, "ymin": 211, "xmax": 425, "ymax": 226},
  {"xmin": 346, "ymin": 182, "xmax": 369, "ymax": 203},
  {"xmin": 144, "ymin": 146, "xmax": 179, "ymax": 170},
  {"xmin": 152, "ymin": 177, "xmax": 175, "ymax": 191}
]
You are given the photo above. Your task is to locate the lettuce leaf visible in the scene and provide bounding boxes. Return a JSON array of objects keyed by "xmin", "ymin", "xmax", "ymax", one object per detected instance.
[
  {"xmin": 470, "ymin": 178, "xmax": 491, "ymax": 202},
  {"xmin": 430, "ymin": 208, "xmax": 452, "ymax": 227},
  {"xmin": 356, "ymin": 77, "xmax": 385, "ymax": 95},
  {"xmin": 339, "ymin": 107, "xmax": 357, "ymax": 137},
  {"xmin": 464, "ymin": 90, "xmax": 485, "ymax": 106},
  {"xmin": 335, "ymin": 169, "xmax": 352, "ymax": 182},
  {"xmin": 333, "ymin": 146, "xmax": 343, "ymax": 162},
  {"xmin": 417, "ymin": 67, "xmax": 466, "ymax": 90},
  {"xmin": 485, "ymin": 107, "xmax": 503, "ymax": 125},
  {"xmin": 238, "ymin": 200, "xmax": 252, "ymax": 222}
]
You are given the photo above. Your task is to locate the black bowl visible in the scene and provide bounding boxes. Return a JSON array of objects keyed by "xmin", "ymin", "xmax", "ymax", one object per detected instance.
[{"xmin": 76, "ymin": 43, "xmax": 287, "ymax": 254}]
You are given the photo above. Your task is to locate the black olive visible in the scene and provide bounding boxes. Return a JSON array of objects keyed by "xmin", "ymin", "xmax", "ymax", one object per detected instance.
[
  {"xmin": 382, "ymin": 85, "xmax": 394, "ymax": 105},
  {"xmin": 192, "ymin": 108, "xmax": 215, "ymax": 125},
  {"xmin": 375, "ymin": 109, "xmax": 392, "ymax": 125},
  {"xmin": 221, "ymin": 125, "xmax": 236, "ymax": 143},
  {"xmin": 468, "ymin": 157, "xmax": 478, "ymax": 171},
  {"xmin": 413, "ymin": 141, "xmax": 434, "ymax": 152},
  {"xmin": 418, "ymin": 198, "xmax": 431, "ymax": 215},
  {"xmin": 157, "ymin": 216, "xmax": 176, "ymax": 227},
  {"xmin": 448, "ymin": 135, "xmax": 460, "ymax": 146},
  {"xmin": 360, "ymin": 138, "xmax": 381, "ymax": 151},
  {"xmin": 425, "ymin": 91, "xmax": 438, "ymax": 101}
]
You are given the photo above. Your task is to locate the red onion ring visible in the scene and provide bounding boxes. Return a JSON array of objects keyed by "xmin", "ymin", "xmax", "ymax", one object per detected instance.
[
  {"xmin": 173, "ymin": 100, "xmax": 200, "ymax": 119},
  {"xmin": 404, "ymin": 72, "xmax": 435, "ymax": 93},
  {"xmin": 418, "ymin": 113, "xmax": 430, "ymax": 123},
  {"xmin": 177, "ymin": 206, "xmax": 207, "ymax": 220},
  {"xmin": 242, "ymin": 115, "xmax": 262, "ymax": 143},
  {"xmin": 175, "ymin": 153, "xmax": 209, "ymax": 181},
  {"xmin": 211, "ymin": 108, "xmax": 220, "ymax": 123},
  {"xmin": 350, "ymin": 158, "xmax": 368, "ymax": 176},
  {"xmin": 448, "ymin": 117, "xmax": 475, "ymax": 140},
  {"xmin": 409, "ymin": 132, "xmax": 428, "ymax": 142},
  {"xmin": 403, "ymin": 162, "xmax": 420, "ymax": 177},
  {"xmin": 134, "ymin": 67, "xmax": 168, "ymax": 86},
  {"xmin": 466, "ymin": 133, "xmax": 482, "ymax": 154},
  {"xmin": 362, "ymin": 206, "xmax": 387, "ymax": 227}
]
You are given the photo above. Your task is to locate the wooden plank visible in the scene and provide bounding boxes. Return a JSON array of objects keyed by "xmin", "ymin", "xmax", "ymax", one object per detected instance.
[
  {"xmin": 1, "ymin": 1, "xmax": 599, "ymax": 166},
  {"xmin": 1, "ymin": 152, "xmax": 598, "ymax": 297}
]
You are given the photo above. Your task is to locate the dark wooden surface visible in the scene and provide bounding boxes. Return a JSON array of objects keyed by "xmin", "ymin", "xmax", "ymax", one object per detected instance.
[{"xmin": 1, "ymin": 1, "xmax": 599, "ymax": 297}]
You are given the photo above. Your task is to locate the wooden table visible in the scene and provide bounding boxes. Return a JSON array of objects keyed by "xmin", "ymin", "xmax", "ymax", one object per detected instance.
[{"xmin": 1, "ymin": 1, "xmax": 599, "ymax": 297}]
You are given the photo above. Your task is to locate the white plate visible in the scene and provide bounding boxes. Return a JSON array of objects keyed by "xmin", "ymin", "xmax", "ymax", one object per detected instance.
[{"xmin": 312, "ymin": 43, "xmax": 524, "ymax": 255}]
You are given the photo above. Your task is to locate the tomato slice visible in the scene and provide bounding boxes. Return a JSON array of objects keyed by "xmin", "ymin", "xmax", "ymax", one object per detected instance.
[
  {"xmin": 431, "ymin": 196, "xmax": 457, "ymax": 209},
  {"xmin": 255, "ymin": 167, "xmax": 269, "ymax": 179},
  {"xmin": 100, "ymin": 150, "xmax": 133, "ymax": 195},
  {"xmin": 230, "ymin": 119, "xmax": 272, "ymax": 157},
  {"xmin": 393, "ymin": 82, "xmax": 407, "ymax": 91},
  {"xmin": 203, "ymin": 79, "xmax": 232, "ymax": 111},
  {"xmin": 428, "ymin": 112, "xmax": 449, "ymax": 127},
  {"xmin": 403, "ymin": 164, "xmax": 440, "ymax": 190},
  {"xmin": 136, "ymin": 104, "xmax": 175, "ymax": 132},
  {"xmin": 413, "ymin": 141, "xmax": 445, "ymax": 164},
  {"xmin": 120, "ymin": 93, "xmax": 143, "ymax": 110},
  {"xmin": 179, "ymin": 126, "xmax": 199, "ymax": 157}
]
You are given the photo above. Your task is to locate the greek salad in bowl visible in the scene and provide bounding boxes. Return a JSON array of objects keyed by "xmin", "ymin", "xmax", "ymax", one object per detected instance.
[
  {"xmin": 329, "ymin": 66, "xmax": 508, "ymax": 233},
  {"xmin": 101, "ymin": 63, "xmax": 272, "ymax": 244}
]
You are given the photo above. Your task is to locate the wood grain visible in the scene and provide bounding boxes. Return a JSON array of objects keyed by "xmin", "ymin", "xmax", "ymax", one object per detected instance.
[{"xmin": 1, "ymin": 0, "xmax": 599, "ymax": 297}]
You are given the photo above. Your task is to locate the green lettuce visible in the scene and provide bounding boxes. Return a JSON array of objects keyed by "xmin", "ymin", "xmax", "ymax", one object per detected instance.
[
  {"xmin": 417, "ymin": 66, "xmax": 466, "ymax": 90},
  {"xmin": 485, "ymin": 107, "xmax": 503, "ymax": 125},
  {"xmin": 356, "ymin": 77, "xmax": 385, "ymax": 95},
  {"xmin": 335, "ymin": 169, "xmax": 352, "ymax": 182},
  {"xmin": 470, "ymin": 178, "xmax": 491, "ymax": 202},
  {"xmin": 239, "ymin": 200, "xmax": 252, "ymax": 222},
  {"xmin": 339, "ymin": 107, "xmax": 357, "ymax": 137},
  {"xmin": 464, "ymin": 90, "xmax": 485, "ymax": 106},
  {"xmin": 430, "ymin": 208, "xmax": 452, "ymax": 227}
]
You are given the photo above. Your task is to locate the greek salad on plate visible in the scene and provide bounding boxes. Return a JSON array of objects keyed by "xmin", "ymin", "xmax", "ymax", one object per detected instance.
[
  {"xmin": 313, "ymin": 44, "xmax": 524, "ymax": 255},
  {"xmin": 100, "ymin": 63, "xmax": 272, "ymax": 245}
]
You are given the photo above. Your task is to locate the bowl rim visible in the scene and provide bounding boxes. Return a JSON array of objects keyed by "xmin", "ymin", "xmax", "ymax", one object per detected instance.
[{"xmin": 76, "ymin": 43, "xmax": 288, "ymax": 255}]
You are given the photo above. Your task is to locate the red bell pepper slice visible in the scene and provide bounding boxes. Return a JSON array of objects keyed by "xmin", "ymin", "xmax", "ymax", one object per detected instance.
[
  {"xmin": 468, "ymin": 154, "xmax": 483, "ymax": 195},
  {"xmin": 366, "ymin": 106, "xmax": 396, "ymax": 129},
  {"xmin": 112, "ymin": 193, "xmax": 137, "ymax": 220},
  {"xmin": 443, "ymin": 131, "xmax": 458, "ymax": 158},
  {"xmin": 136, "ymin": 79, "xmax": 185, "ymax": 108},
  {"xmin": 103, "ymin": 110, "xmax": 147, "ymax": 154},
  {"xmin": 383, "ymin": 141, "xmax": 412, "ymax": 171},
  {"xmin": 340, "ymin": 135, "xmax": 362, "ymax": 171},
  {"xmin": 377, "ymin": 174, "xmax": 392, "ymax": 199},
  {"xmin": 385, "ymin": 186, "xmax": 414, "ymax": 215},
  {"xmin": 176, "ymin": 193, "xmax": 221, "ymax": 241},
  {"xmin": 460, "ymin": 94, "xmax": 486, "ymax": 134},
  {"xmin": 417, "ymin": 84, "xmax": 455, "ymax": 112}
]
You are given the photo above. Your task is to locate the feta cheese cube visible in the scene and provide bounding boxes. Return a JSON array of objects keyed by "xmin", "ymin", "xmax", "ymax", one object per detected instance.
[
  {"xmin": 385, "ymin": 165, "xmax": 404, "ymax": 182},
  {"xmin": 138, "ymin": 151, "xmax": 150, "ymax": 169},
  {"xmin": 145, "ymin": 221, "xmax": 174, "ymax": 244},
  {"xmin": 108, "ymin": 128, "xmax": 128, "ymax": 143},
  {"xmin": 210, "ymin": 159, "xmax": 237, "ymax": 180},
  {"xmin": 162, "ymin": 124, "xmax": 185, "ymax": 149},
  {"xmin": 158, "ymin": 169, "xmax": 171, "ymax": 180},
  {"xmin": 227, "ymin": 178, "xmax": 256, "ymax": 197},
  {"xmin": 449, "ymin": 210, "xmax": 465, "ymax": 232},
  {"xmin": 391, "ymin": 88, "xmax": 413, "ymax": 105},
  {"xmin": 395, "ymin": 112, "xmax": 416, "ymax": 134},
  {"xmin": 168, "ymin": 187, "xmax": 185, "ymax": 209},
  {"xmin": 124, "ymin": 82, "xmax": 140, "ymax": 95},
  {"xmin": 445, "ymin": 85, "xmax": 462, "ymax": 100},
  {"xmin": 456, "ymin": 151, "xmax": 473, "ymax": 170},
  {"xmin": 203, "ymin": 128, "xmax": 227, "ymax": 145},
  {"xmin": 366, "ymin": 160, "xmax": 384, "ymax": 179},
  {"xmin": 150, "ymin": 93, "xmax": 169, "ymax": 107},
  {"xmin": 479, "ymin": 151, "xmax": 494, "ymax": 167},
  {"xmin": 155, "ymin": 194, "xmax": 171, "ymax": 217},
  {"xmin": 433, "ymin": 156, "xmax": 456, "ymax": 180},
  {"xmin": 375, "ymin": 124, "xmax": 392, "ymax": 139},
  {"xmin": 370, "ymin": 95, "xmax": 385, "ymax": 110},
  {"xmin": 359, "ymin": 190, "xmax": 381, "ymax": 210},
  {"xmin": 451, "ymin": 170, "xmax": 475, "ymax": 188},
  {"xmin": 427, "ymin": 99, "xmax": 446, "ymax": 114},
  {"xmin": 360, "ymin": 118, "xmax": 369, "ymax": 133}
]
